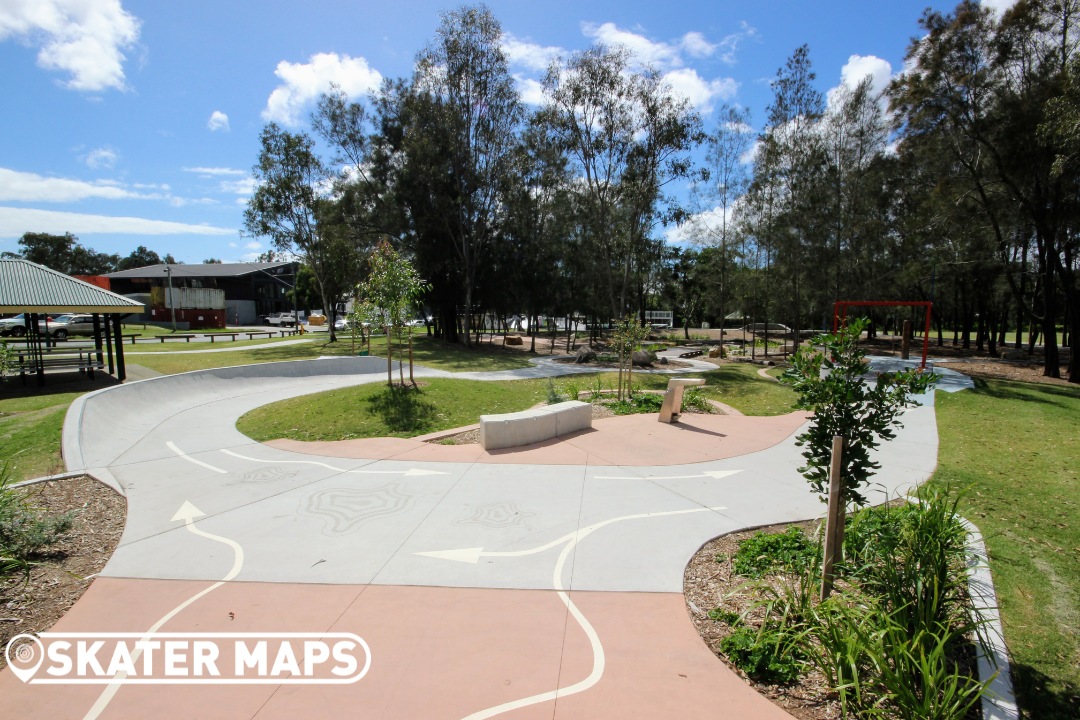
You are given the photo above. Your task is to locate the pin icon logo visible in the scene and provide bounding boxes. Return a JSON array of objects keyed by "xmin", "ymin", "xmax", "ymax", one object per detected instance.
[{"xmin": 5, "ymin": 633, "xmax": 44, "ymax": 683}]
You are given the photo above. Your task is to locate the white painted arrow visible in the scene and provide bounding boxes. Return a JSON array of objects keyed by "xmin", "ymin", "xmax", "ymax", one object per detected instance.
[
  {"xmin": 220, "ymin": 448, "xmax": 447, "ymax": 476},
  {"xmin": 592, "ymin": 469, "xmax": 743, "ymax": 481},
  {"xmin": 82, "ymin": 502, "xmax": 245, "ymax": 720},
  {"xmin": 416, "ymin": 506, "xmax": 728, "ymax": 565}
]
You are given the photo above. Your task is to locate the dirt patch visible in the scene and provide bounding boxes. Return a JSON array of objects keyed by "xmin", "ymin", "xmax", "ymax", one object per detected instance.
[
  {"xmin": 0, "ymin": 475, "xmax": 126, "ymax": 670},
  {"xmin": 936, "ymin": 358, "xmax": 1072, "ymax": 385}
]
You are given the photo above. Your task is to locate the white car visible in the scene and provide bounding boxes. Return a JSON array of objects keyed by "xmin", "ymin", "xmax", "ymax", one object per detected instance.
[{"xmin": 263, "ymin": 312, "xmax": 301, "ymax": 327}]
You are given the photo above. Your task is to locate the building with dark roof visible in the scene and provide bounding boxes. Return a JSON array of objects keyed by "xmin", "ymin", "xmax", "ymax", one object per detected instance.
[{"xmin": 106, "ymin": 262, "xmax": 298, "ymax": 325}]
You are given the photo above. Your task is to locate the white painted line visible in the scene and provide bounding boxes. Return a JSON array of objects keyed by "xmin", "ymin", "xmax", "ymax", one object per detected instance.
[
  {"xmin": 166, "ymin": 441, "xmax": 227, "ymax": 474},
  {"xmin": 221, "ymin": 449, "xmax": 447, "ymax": 476},
  {"xmin": 221, "ymin": 448, "xmax": 346, "ymax": 472},
  {"xmin": 446, "ymin": 505, "xmax": 726, "ymax": 718},
  {"xmin": 418, "ymin": 506, "xmax": 729, "ymax": 565},
  {"xmin": 82, "ymin": 501, "xmax": 245, "ymax": 720},
  {"xmin": 593, "ymin": 469, "xmax": 743, "ymax": 481}
]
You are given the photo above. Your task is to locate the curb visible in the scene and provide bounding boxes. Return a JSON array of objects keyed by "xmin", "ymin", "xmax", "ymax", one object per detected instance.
[{"xmin": 963, "ymin": 517, "xmax": 1020, "ymax": 720}]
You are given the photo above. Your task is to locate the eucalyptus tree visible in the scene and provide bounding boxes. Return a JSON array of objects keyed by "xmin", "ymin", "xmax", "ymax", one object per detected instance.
[
  {"xmin": 890, "ymin": 0, "xmax": 1080, "ymax": 380},
  {"xmin": 691, "ymin": 105, "xmax": 753, "ymax": 333},
  {"xmin": 758, "ymin": 44, "xmax": 827, "ymax": 336},
  {"xmin": 502, "ymin": 110, "xmax": 573, "ymax": 351},
  {"xmin": 245, "ymin": 123, "xmax": 347, "ymax": 342},
  {"xmin": 413, "ymin": 5, "xmax": 523, "ymax": 346},
  {"xmin": 544, "ymin": 45, "xmax": 702, "ymax": 321},
  {"xmin": 820, "ymin": 76, "xmax": 890, "ymax": 309}
]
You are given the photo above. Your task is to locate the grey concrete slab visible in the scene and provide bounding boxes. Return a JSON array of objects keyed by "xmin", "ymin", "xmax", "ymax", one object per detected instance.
[
  {"xmin": 67, "ymin": 354, "xmax": 949, "ymax": 594},
  {"xmin": 373, "ymin": 462, "xmax": 587, "ymax": 590}
]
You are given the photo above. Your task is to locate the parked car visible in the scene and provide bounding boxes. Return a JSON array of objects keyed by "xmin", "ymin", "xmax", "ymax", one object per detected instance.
[
  {"xmin": 262, "ymin": 312, "xmax": 301, "ymax": 327},
  {"xmin": 333, "ymin": 316, "xmax": 368, "ymax": 332},
  {"xmin": 0, "ymin": 313, "xmax": 60, "ymax": 337},
  {"xmin": 47, "ymin": 314, "xmax": 98, "ymax": 339}
]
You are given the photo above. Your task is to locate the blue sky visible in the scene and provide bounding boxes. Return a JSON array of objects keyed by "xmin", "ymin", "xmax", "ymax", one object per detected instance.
[{"xmin": 0, "ymin": 0, "xmax": 1015, "ymax": 264}]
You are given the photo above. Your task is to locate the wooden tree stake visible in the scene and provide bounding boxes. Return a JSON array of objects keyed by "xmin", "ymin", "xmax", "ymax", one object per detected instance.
[{"xmin": 821, "ymin": 435, "xmax": 844, "ymax": 601}]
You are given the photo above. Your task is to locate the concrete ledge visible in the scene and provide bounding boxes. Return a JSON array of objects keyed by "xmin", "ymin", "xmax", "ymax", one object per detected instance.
[{"xmin": 480, "ymin": 401, "xmax": 592, "ymax": 450}]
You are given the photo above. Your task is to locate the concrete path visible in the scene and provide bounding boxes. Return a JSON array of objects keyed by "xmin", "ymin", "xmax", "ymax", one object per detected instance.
[{"xmin": 1, "ymin": 355, "xmax": 965, "ymax": 719}]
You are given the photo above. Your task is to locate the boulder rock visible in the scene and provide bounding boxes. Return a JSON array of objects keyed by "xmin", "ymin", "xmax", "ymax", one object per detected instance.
[
  {"xmin": 708, "ymin": 346, "xmax": 723, "ymax": 358},
  {"xmin": 505, "ymin": 335, "xmax": 523, "ymax": 346},
  {"xmin": 632, "ymin": 349, "xmax": 657, "ymax": 367},
  {"xmin": 575, "ymin": 345, "xmax": 597, "ymax": 364}
]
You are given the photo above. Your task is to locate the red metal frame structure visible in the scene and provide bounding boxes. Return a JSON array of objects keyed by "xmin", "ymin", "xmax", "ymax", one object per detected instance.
[{"xmin": 832, "ymin": 300, "xmax": 933, "ymax": 369}]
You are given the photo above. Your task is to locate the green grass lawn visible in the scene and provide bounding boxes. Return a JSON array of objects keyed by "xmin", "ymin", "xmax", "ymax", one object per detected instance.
[
  {"xmin": 930, "ymin": 379, "xmax": 1080, "ymax": 719},
  {"xmin": 237, "ymin": 377, "xmax": 552, "ymax": 441},
  {"xmin": 238, "ymin": 364, "xmax": 798, "ymax": 443},
  {"xmin": 129, "ymin": 334, "xmax": 533, "ymax": 375},
  {"xmin": 0, "ymin": 390, "xmax": 84, "ymax": 482},
  {"xmin": 615, "ymin": 363, "xmax": 796, "ymax": 416}
]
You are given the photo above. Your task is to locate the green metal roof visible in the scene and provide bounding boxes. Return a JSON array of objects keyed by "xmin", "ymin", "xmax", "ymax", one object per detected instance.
[{"xmin": 0, "ymin": 259, "xmax": 144, "ymax": 313}]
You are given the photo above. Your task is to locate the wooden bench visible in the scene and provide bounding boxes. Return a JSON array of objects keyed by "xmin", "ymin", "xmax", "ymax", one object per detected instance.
[
  {"xmin": 158, "ymin": 334, "xmax": 197, "ymax": 343},
  {"xmin": 479, "ymin": 401, "xmax": 592, "ymax": 451},
  {"xmin": 678, "ymin": 349, "xmax": 704, "ymax": 359},
  {"xmin": 205, "ymin": 332, "xmax": 241, "ymax": 343},
  {"xmin": 18, "ymin": 351, "xmax": 105, "ymax": 382},
  {"xmin": 123, "ymin": 334, "xmax": 141, "ymax": 345},
  {"xmin": 245, "ymin": 331, "xmax": 276, "ymax": 340}
]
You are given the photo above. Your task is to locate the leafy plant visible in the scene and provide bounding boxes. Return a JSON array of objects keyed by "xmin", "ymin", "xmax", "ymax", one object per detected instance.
[
  {"xmin": 0, "ymin": 465, "xmax": 72, "ymax": 577},
  {"xmin": 719, "ymin": 625, "xmax": 805, "ymax": 685},
  {"xmin": 608, "ymin": 392, "xmax": 663, "ymax": 415},
  {"xmin": 545, "ymin": 377, "xmax": 566, "ymax": 404},
  {"xmin": 0, "ymin": 342, "xmax": 17, "ymax": 381},
  {"xmin": 733, "ymin": 526, "xmax": 819, "ymax": 578},
  {"xmin": 707, "ymin": 607, "xmax": 742, "ymax": 624},
  {"xmin": 780, "ymin": 317, "xmax": 937, "ymax": 506}
]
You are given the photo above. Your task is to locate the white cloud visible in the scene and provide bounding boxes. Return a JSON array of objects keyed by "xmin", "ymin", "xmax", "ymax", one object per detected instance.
[
  {"xmin": 182, "ymin": 166, "xmax": 246, "ymax": 177},
  {"xmin": 981, "ymin": 0, "xmax": 1019, "ymax": 15},
  {"xmin": 502, "ymin": 34, "xmax": 562, "ymax": 71},
  {"xmin": 580, "ymin": 22, "xmax": 751, "ymax": 70},
  {"xmin": 263, "ymin": 52, "xmax": 383, "ymax": 126},
  {"xmin": 0, "ymin": 207, "xmax": 234, "ymax": 238},
  {"xmin": 83, "ymin": 147, "xmax": 118, "ymax": 169},
  {"xmin": 663, "ymin": 69, "xmax": 737, "ymax": 112},
  {"xmin": 714, "ymin": 22, "xmax": 758, "ymax": 65},
  {"xmin": 839, "ymin": 54, "xmax": 893, "ymax": 98},
  {"xmin": 244, "ymin": 240, "xmax": 262, "ymax": 250},
  {"xmin": 827, "ymin": 54, "xmax": 895, "ymax": 112},
  {"xmin": 0, "ymin": 0, "xmax": 140, "ymax": 91},
  {"xmin": 0, "ymin": 167, "xmax": 146, "ymax": 202},
  {"xmin": 515, "ymin": 76, "xmax": 546, "ymax": 106},
  {"xmin": 666, "ymin": 205, "xmax": 734, "ymax": 245},
  {"xmin": 207, "ymin": 110, "xmax": 230, "ymax": 132},
  {"xmin": 219, "ymin": 178, "xmax": 255, "ymax": 196},
  {"xmin": 582, "ymin": 21, "xmax": 685, "ymax": 69}
]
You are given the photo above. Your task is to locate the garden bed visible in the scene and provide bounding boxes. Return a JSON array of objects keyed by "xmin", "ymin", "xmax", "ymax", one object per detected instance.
[
  {"xmin": 684, "ymin": 491, "xmax": 987, "ymax": 720},
  {"xmin": 1, "ymin": 475, "xmax": 126, "ymax": 671}
]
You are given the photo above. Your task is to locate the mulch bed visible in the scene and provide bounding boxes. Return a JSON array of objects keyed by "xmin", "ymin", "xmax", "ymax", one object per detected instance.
[
  {"xmin": 684, "ymin": 519, "xmax": 842, "ymax": 720},
  {"xmin": 0, "ymin": 475, "xmax": 126, "ymax": 670}
]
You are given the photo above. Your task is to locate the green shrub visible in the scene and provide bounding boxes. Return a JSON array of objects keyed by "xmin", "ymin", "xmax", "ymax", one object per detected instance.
[
  {"xmin": 733, "ymin": 526, "xmax": 819, "ymax": 578},
  {"xmin": 0, "ymin": 466, "xmax": 73, "ymax": 576},
  {"xmin": 719, "ymin": 625, "xmax": 804, "ymax": 685},
  {"xmin": 682, "ymin": 388, "xmax": 715, "ymax": 413},
  {"xmin": 608, "ymin": 392, "xmax": 663, "ymax": 415}
]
